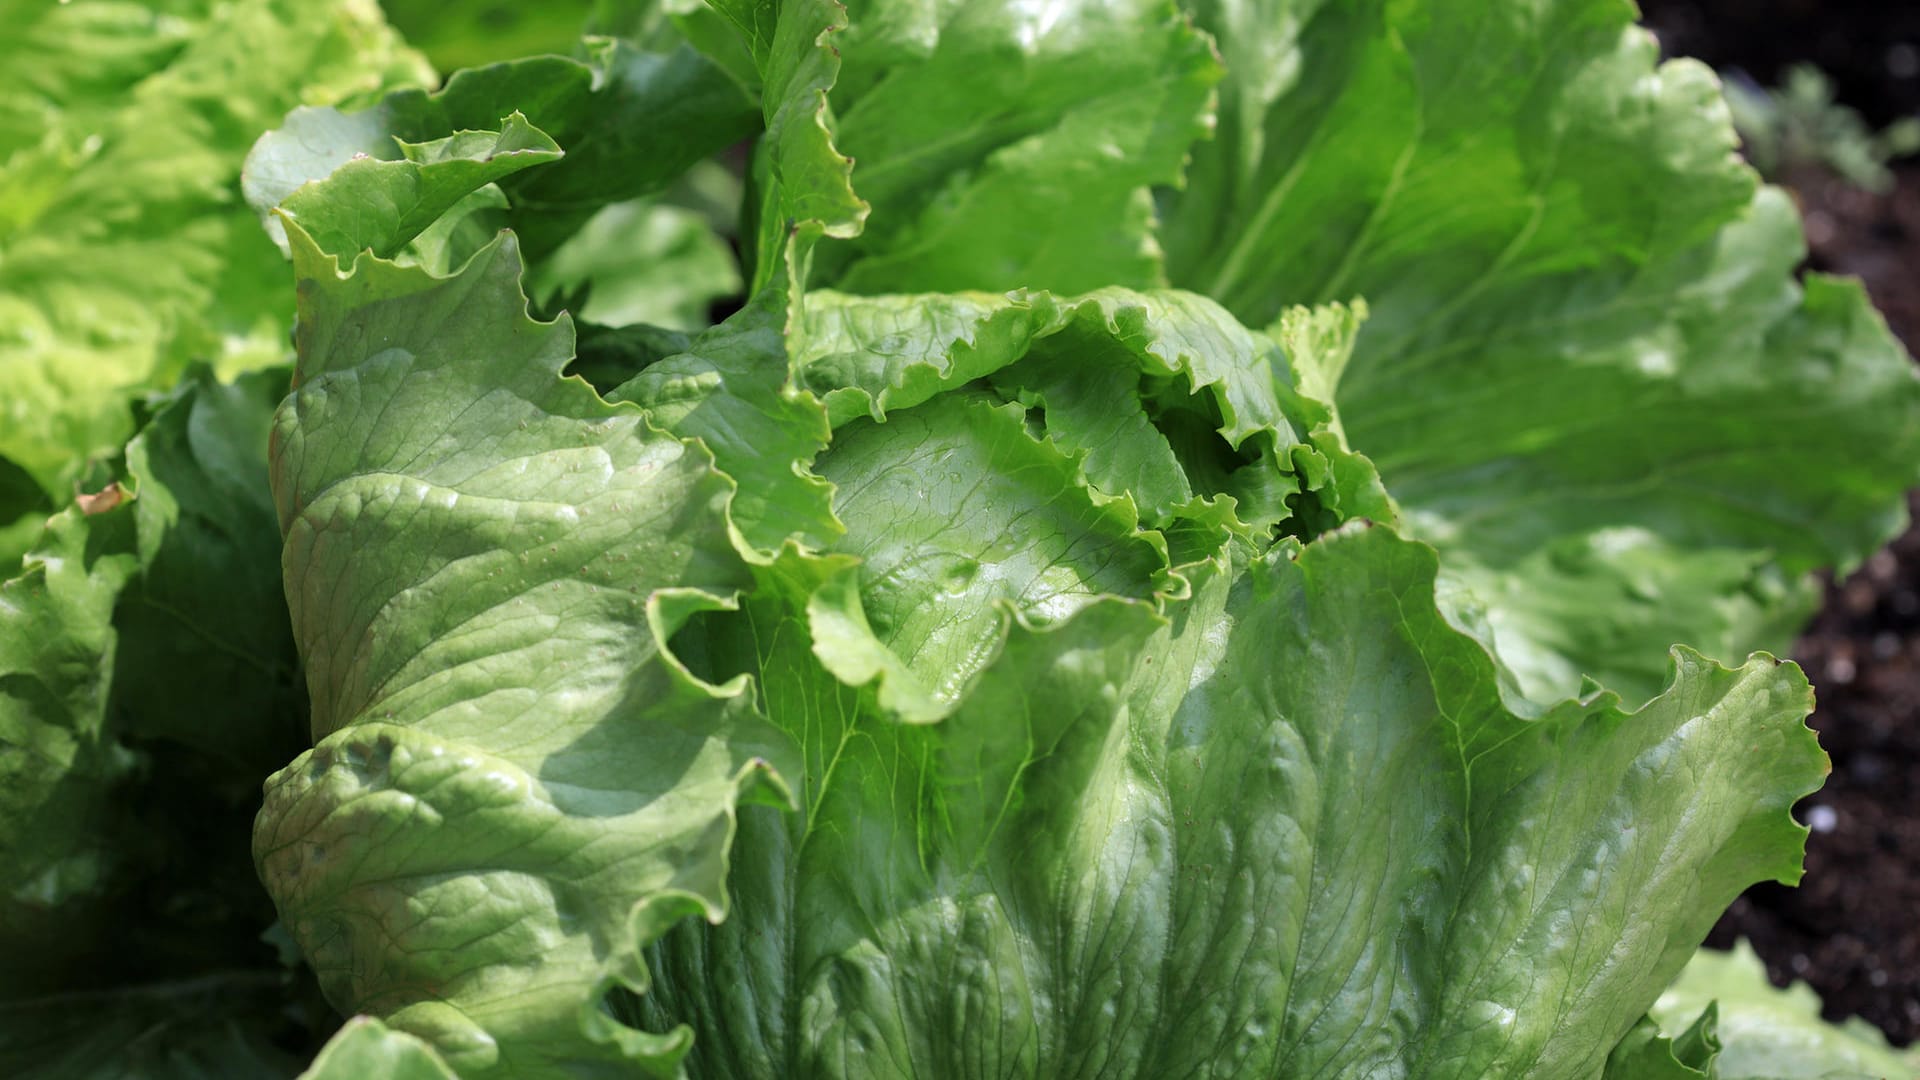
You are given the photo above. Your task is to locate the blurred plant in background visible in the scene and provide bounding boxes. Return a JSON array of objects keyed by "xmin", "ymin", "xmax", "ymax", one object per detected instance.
[{"xmin": 1724, "ymin": 63, "xmax": 1920, "ymax": 192}]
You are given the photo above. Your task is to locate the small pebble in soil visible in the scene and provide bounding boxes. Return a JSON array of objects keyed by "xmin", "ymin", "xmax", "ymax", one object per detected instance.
[
  {"xmin": 1805, "ymin": 210, "xmax": 1838, "ymax": 247},
  {"xmin": 1805, "ymin": 804, "xmax": 1840, "ymax": 834},
  {"xmin": 1828, "ymin": 656, "xmax": 1857, "ymax": 684}
]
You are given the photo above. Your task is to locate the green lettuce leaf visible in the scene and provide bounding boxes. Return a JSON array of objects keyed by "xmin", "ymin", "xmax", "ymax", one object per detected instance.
[
  {"xmin": 300, "ymin": 1017, "xmax": 459, "ymax": 1080},
  {"xmin": 1, "ymin": 367, "xmax": 311, "ymax": 1070},
  {"xmin": 609, "ymin": 281, "xmax": 842, "ymax": 555},
  {"xmin": 640, "ymin": 528, "xmax": 1824, "ymax": 1078},
  {"xmin": 529, "ymin": 197, "xmax": 743, "ymax": 331},
  {"xmin": 0, "ymin": 487, "xmax": 139, "ymax": 983},
  {"xmin": 242, "ymin": 35, "xmax": 756, "ymax": 261},
  {"xmin": 0, "ymin": 970, "xmax": 308, "ymax": 1080},
  {"xmin": 1603, "ymin": 1009, "xmax": 1721, "ymax": 1080},
  {"xmin": 258, "ymin": 218, "xmax": 797, "ymax": 1078},
  {"xmin": 254, "ymin": 167, "xmax": 1830, "ymax": 1072},
  {"xmin": 376, "ymin": 0, "xmax": 738, "ymax": 74},
  {"xmin": 224, "ymin": 3, "xmax": 1918, "ymax": 1075},
  {"xmin": 0, "ymin": 456, "xmax": 52, "ymax": 576},
  {"xmin": 377, "ymin": 0, "xmax": 597, "ymax": 72},
  {"xmin": 1162, "ymin": 0, "xmax": 1920, "ymax": 704},
  {"xmin": 704, "ymin": 0, "xmax": 1220, "ymax": 293},
  {"xmin": 788, "ymin": 287, "xmax": 1389, "ymax": 535},
  {"xmin": 275, "ymin": 113, "xmax": 562, "ymax": 265},
  {"xmin": 101, "ymin": 371, "xmax": 304, "ymax": 771},
  {"xmin": 0, "ymin": 0, "xmax": 428, "ymax": 498},
  {"xmin": 1651, "ymin": 942, "xmax": 1919, "ymax": 1080}
]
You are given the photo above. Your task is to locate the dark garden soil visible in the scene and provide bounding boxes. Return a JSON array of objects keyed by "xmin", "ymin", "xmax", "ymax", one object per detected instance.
[{"xmin": 1640, "ymin": 0, "xmax": 1920, "ymax": 1046}]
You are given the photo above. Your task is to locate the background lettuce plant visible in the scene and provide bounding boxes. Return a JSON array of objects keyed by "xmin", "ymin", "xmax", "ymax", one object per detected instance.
[
  {"xmin": 3, "ymin": 0, "xmax": 1919, "ymax": 1077},
  {"xmin": 0, "ymin": 0, "xmax": 429, "ymax": 568}
]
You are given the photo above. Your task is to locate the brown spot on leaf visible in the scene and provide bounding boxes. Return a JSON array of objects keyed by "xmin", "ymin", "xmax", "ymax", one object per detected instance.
[{"xmin": 75, "ymin": 483, "xmax": 127, "ymax": 515}]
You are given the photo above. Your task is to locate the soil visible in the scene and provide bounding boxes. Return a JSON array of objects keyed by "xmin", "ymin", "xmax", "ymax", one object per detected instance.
[
  {"xmin": 1641, "ymin": 1, "xmax": 1920, "ymax": 127},
  {"xmin": 1641, "ymin": 0, "xmax": 1920, "ymax": 1047}
]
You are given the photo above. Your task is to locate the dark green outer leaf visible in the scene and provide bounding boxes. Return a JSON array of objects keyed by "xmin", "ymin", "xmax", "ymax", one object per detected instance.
[
  {"xmin": 1602, "ymin": 1012, "xmax": 1718, "ymax": 1080},
  {"xmin": 106, "ymin": 369, "xmax": 304, "ymax": 770},
  {"xmin": 257, "ymin": 222, "xmax": 797, "ymax": 1078},
  {"xmin": 0, "ymin": 455, "xmax": 52, "ymax": 590},
  {"xmin": 642, "ymin": 525, "xmax": 1827, "ymax": 1078},
  {"xmin": 2, "ymin": 365, "xmax": 305, "ymax": 1056},
  {"xmin": 0, "ymin": 970, "xmax": 306, "ymax": 1080},
  {"xmin": 376, "ymin": 0, "xmax": 595, "ymax": 72},
  {"xmin": 0, "ymin": 493, "xmax": 138, "ymax": 981},
  {"xmin": 1163, "ymin": 0, "xmax": 1920, "ymax": 703}
]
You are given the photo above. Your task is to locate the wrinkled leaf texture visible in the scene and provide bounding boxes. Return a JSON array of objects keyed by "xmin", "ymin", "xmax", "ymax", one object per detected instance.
[
  {"xmin": 262, "ymin": 109, "xmax": 1839, "ymax": 1080},
  {"xmin": 0, "ymin": 0, "xmax": 428, "ymax": 513},
  {"xmin": 194, "ymin": 0, "xmax": 1920, "ymax": 1076}
]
